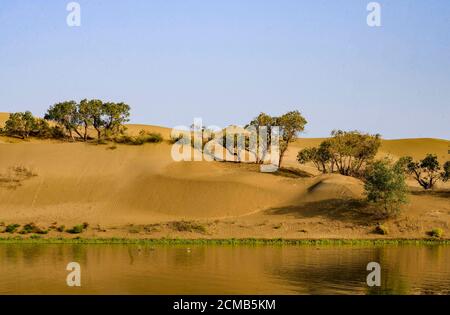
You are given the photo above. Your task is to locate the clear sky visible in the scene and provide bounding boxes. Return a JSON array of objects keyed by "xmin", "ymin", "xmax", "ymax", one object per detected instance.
[{"xmin": 0, "ymin": 0, "xmax": 449, "ymax": 139}]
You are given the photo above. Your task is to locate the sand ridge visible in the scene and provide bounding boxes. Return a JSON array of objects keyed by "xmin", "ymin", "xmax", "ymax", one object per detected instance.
[{"xmin": 0, "ymin": 112, "xmax": 449, "ymax": 239}]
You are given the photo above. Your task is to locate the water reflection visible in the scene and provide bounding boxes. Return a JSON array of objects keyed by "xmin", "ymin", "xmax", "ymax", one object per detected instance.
[{"xmin": 0, "ymin": 244, "xmax": 449, "ymax": 294}]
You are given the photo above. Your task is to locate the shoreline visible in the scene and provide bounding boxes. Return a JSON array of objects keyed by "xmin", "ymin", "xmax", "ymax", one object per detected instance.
[{"xmin": 0, "ymin": 237, "xmax": 449, "ymax": 245}]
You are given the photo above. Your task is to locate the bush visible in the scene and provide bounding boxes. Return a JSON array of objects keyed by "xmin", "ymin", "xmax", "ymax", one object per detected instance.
[
  {"xmin": 56, "ymin": 225, "xmax": 65, "ymax": 232},
  {"xmin": 19, "ymin": 223, "xmax": 48, "ymax": 234},
  {"xmin": 66, "ymin": 225, "xmax": 84, "ymax": 234},
  {"xmin": 364, "ymin": 158, "xmax": 408, "ymax": 218},
  {"xmin": 374, "ymin": 224, "xmax": 389, "ymax": 235},
  {"xmin": 168, "ymin": 221, "xmax": 207, "ymax": 234},
  {"xmin": 427, "ymin": 228, "xmax": 444, "ymax": 238},
  {"xmin": 113, "ymin": 131, "xmax": 163, "ymax": 145},
  {"xmin": 5, "ymin": 224, "xmax": 20, "ymax": 233}
]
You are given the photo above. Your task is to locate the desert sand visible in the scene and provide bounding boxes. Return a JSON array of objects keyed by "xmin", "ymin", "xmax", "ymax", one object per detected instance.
[{"xmin": 0, "ymin": 112, "xmax": 449, "ymax": 240}]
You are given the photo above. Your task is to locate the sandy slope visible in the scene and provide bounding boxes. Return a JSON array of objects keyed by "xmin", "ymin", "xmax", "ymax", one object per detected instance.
[{"xmin": 0, "ymin": 112, "xmax": 449, "ymax": 239}]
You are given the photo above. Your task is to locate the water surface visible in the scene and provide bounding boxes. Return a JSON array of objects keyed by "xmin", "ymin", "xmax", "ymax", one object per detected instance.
[{"xmin": 0, "ymin": 244, "xmax": 449, "ymax": 294}]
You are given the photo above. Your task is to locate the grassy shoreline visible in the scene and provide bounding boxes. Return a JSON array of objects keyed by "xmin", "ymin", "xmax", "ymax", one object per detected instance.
[{"xmin": 0, "ymin": 237, "xmax": 448, "ymax": 245}]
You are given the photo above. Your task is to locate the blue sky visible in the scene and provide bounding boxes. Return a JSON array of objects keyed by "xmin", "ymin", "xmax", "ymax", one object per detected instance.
[{"xmin": 0, "ymin": 0, "xmax": 449, "ymax": 139}]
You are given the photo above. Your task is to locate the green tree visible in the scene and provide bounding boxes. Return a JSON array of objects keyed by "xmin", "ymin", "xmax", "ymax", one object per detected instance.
[
  {"xmin": 44, "ymin": 101, "xmax": 82, "ymax": 140},
  {"xmin": 246, "ymin": 112, "xmax": 276, "ymax": 163},
  {"xmin": 297, "ymin": 141, "xmax": 334, "ymax": 173},
  {"xmin": 31, "ymin": 118, "xmax": 53, "ymax": 138},
  {"xmin": 80, "ymin": 99, "xmax": 103, "ymax": 140},
  {"xmin": 442, "ymin": 161, "xmax": 450, "ymax": 182},
  {"xmin": 4, "ymin": 111, "xmax": 36, "ymax": 139},
  {"xmin": 327, "ymin": 130, "xmax": 380, "ymax": 176},
  {"xmin": 102, "ymin": 102, "xmax": 130, "ymax": 137},
  {"xmin": 364, "ymin": 158, "xmax": 408, "ymax": 218},
  {"xmin": 275, "ymin": 111, "xmax": 307, "ymax": 167},
  {"xmin": 297, "ymin": 130, "xmax": 380, "ymax": 177},
  {"xmin": 78, "ymin": 99, "xmax": 93, "ymax": 141},
  {"xmin": 398, "ymin": 154, "xmax": 443, "ymax": 190}
]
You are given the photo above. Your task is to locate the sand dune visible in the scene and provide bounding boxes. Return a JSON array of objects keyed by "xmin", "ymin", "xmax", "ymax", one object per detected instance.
[{"xmin": 0, "ymin": 112, "xmax": 449, "ymax": 238}]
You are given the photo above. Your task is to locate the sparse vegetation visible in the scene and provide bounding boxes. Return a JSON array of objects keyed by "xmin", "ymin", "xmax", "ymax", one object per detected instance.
[
  {"xmin": 1, "ymin": 112, "xmax": 58, "ymax": 139},
  {"xmin": 374, "ymin": 224, "xmax": 389, "ymax": 235},
  {"xmin": 427, "ymin": 228, "xmax": 444, "ymax": 238},
  {"xmin": 46, "ymin": 99, "xmax": 131, "ymax": 141},
  {"xmin": 168, "ymin": 221, "xmax": 208, "ymax": 234},
  {"xmin": 5, "ymin": 224, "xmax": 20, "ymax": 233},
  {"xmin": 297, "ymin": 130, "xmax": 381, "ymax": 177},
  {"xmin": 1, "ymin": 99, "xmax": 131, "ymax": 142},
  {"xmin": 19, "ymin": 223, "xmax": 48, "ymax": 235},
  {"xmin": 56, "ymin": 225, "xmax": 65, "ymax": 232},
  {"xmin": 398, "ymin": 154, "xmax": 450, "ymax": 190},
  {"xmin": 66, "ymin": 224, "xmax": 86, "ymax": 234},
  {"xmin": 0, "ymin": 166, "xmax": 37, "ymax": 189},
  {"xmin": 113, "ymin": 130, "xmax": 163, "ymax": 145},
  {"xmin": 247, "ymin": 111, "xmax": 307, "ymax": 167}
]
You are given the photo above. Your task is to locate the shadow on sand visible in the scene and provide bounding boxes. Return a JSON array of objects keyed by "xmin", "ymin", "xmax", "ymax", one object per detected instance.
[
  {"xmin": 266, "ymin": 198, "xmax": 381, "ymax": 225},
  {"xmin": 410, "ymin": 190, "xmax": 450, "ymax": 199}
]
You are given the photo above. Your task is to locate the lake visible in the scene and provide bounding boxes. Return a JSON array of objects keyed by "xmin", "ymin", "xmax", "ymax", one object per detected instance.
[{"xmin": 0, "ymin": 244, "xmax": 449, "ymax": 294}]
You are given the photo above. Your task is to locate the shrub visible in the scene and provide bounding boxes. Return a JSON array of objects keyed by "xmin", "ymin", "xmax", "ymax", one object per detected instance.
[
  {"xmin": 169, "ymin": 221, "xmax": 207, "ymax": 234},
  {"xmin": 364, "ymin": 158, "xmax": 408, "ymax": 218},
  {"xmin": 56, "ymin": 225, "xmax": 65, "ymax": 232},
  {"xmin": 113, "ymin": 131, "xmax": 163, "ymax": 145},
  {"xmin": 20, "ymin": 223, "xmax": 48, "ymax": 234},
  {"xmin": 66, "ymin": 225, "xmax": 84, "ymax": 234},
  {"xmin": 427, "ymin": 228, "xmax": 444, "ymax": 238},
  {"xmin": 374, "ymin": 224, "xmax": 389, "ymax": 235},
  {"xmin": 5, "ymin": 224, "xmax": 20, "ymax": 233}
]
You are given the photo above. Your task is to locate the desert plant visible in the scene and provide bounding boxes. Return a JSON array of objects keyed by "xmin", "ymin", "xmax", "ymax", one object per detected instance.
[
  {"xmin": 297, "ymin": 130, "xmax": 380, "ymax": 177},
  {"xmin": 246, "ymin": 111, "xmax": 307, "ymax": 167},
  {"xmin": 3, "ymin": 111, "xmax": 36, "ymax": 139},
  {"xmin": 113, "ymin": 131, "xmax": 163, "ymax": 145},
  {"xmin": 20, "ymin": 223, "xmax": 48, "ymax": 235},
  {"xmin": 427, "ymin": 228, "xmax": 444, "ymax": 238},
  {"xmin": 297, "ymin": 141, "xmax": 334, "ymax": 173},
  {"xmin": 442, "ymin": 161, "xmax": 450, "ymax": 182},
  {"xmin": 5, "ymin": 224, "xmax": 20, "ymax": 233},
  {"xmin": 398, "ymin": 154, "xmax": 448, "ymax": 190},
  {"xmin": 45, "ymin": 101, "xmax": 82, "ymax": 140},
  {"xmin": 327, "ymin": 130, "xmax": 381, "ymax": 177},
  {"xmin": 169, "ymin": 221, "xmax": 207, "ymax": 234},
  {"xmin": 66, "ymin": 225, "xmax": 84, "ymax": 234},
  {"xmin": 374, "ymin": 224, "xmax": 389, "ymax": 235},
  {"xmin": 364, "ymin": 158, "xmax": 408, "ymax": 218}
]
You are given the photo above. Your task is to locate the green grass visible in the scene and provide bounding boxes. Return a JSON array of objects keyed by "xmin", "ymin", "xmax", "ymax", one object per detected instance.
[{"xmin": 0, "ymin": 237, "xmax": 449, "ymax": 246}]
